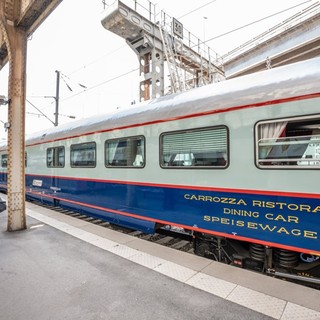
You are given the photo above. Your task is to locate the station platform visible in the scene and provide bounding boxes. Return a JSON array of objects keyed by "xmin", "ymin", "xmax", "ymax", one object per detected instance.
[{"xmin": 1, "ymin": 197, "xmax": 320, "ymax": 320}]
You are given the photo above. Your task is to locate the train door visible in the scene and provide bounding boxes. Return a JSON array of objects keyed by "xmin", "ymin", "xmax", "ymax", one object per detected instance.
[{"xmin": 46, "ymin": 146, "xmax": 65, "ymax": 192}]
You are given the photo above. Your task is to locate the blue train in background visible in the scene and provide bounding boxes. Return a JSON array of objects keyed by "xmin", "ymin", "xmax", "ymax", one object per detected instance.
[{"xmin": 1, "ymin": 57, "xmax": 320, "ymax": 285}]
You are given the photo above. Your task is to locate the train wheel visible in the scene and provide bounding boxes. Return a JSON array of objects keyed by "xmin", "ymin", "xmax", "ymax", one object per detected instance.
[{"xmin": 194, "ymin": 242, "xmax": 211, "ymax": 257}]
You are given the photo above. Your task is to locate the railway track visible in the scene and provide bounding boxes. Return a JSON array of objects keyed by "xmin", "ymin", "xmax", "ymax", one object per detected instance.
[{"xmin": 31, "ymin": 201, "xmax": 195, "ymax": 254}]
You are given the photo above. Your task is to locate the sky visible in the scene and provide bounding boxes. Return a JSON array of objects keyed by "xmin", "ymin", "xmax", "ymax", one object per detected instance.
[{"xmin": 0, "ymin": 0, "xmax": 317, "ymax": 141}]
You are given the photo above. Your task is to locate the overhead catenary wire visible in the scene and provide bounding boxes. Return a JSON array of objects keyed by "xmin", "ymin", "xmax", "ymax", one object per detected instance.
[
  {"xmin": 177, "ymin": 0, "xmax": 217, "ymax": 19},
  {"xmin": 60, "ymin": 72, "xmax": 87, "ymax": 91},
  {"xmin": 60, "ymin": 67, "xmax": 140, "ymax": 103},
  {"xmin": 67, "ymin": 45, "xmax": 127, "ymax": 76},
  {"xmin": 26, "ymin": 99, "xmax": 55, "ymax": 126},
  {"xmin": 202, "ymin": 0, "xmax": 314, "ymax": 44}
]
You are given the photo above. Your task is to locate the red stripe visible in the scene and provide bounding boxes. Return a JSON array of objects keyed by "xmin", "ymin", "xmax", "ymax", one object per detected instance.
[
  {"xmin": 26, "ymin": 190, "xmax": 320, "ymax": 255},
  {"xmin": 26, "ymin": 92, "xmax": 320, "ymax": 147}
]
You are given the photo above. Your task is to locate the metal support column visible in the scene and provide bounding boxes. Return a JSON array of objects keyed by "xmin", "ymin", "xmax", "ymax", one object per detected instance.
[
  {"xmin": 143, "ymin": 53, "xmax": 150, "ymax": 101},
  {"xmin": 0, "ymin": 12, "xmax": 27, "ymax": 231},
  {"xmin": 138, "ymin": 45, "xmax": 164, "ymax": 101}
]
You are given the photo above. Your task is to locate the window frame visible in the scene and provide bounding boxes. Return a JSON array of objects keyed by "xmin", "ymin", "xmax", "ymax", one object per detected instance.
[
  {"xmin": 105, "ymin": 135, "xmax": 146, "ymax": 168},
  {"xmin": 46, "ymin": 146, "xmax": 65, "ymax": 168},
  {"xmin": 70, "ymin": 142, "xmax": 96, "ymax": 168},
  {"xmin": 255, "ymin": 114, "xmax": 320, "ymax": 170},
  {"xmin": 159, "ymin": 125, "xmax": 229, "ymax": 169}
]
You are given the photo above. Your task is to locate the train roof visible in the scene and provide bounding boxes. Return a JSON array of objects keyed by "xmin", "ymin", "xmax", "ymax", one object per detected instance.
[{"xmin": 24, "ymin": 57, "xmax": 320, "ymax": 146}]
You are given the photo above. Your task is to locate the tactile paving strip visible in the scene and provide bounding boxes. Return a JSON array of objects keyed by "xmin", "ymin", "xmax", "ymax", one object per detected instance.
[
  {"xmin": 226, "ymin": 285, "xmax": 286, "ymax": 319},
  {"xmin": 154, "ymin": 261, "xmax": 197, "ymax": 282},
  {"xmin": 186, "ymin": 272, "xmax": 236, "ymax": 298},
  {"xmin": 128, "ymin": 252, "xmax": 166, "ymax": 269},
  {"xmin": 281, "ymin": 302, "xmax": 320, "ymax": 320}
]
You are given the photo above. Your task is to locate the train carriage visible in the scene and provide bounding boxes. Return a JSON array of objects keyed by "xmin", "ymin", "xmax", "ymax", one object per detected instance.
[{"xmin": 1, "ymin": 57, "xmax": 320, "ymax": 284}]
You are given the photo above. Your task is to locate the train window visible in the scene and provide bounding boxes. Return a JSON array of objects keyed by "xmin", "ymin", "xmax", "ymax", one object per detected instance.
[
  {"xmin": 47, "ymin": 147, "xmax": 65, "ymax": 168},
  {"xmin": 256, "ymin": 116, "xmax": 320, "ymax": 168},
  {"xmin": 160, "ymin": 126, "xmax": 228, "ymax": 168},
  {"xmin": 0, "ymin": 153, "xmax": 27, "ymax": 167},
  {"xmin": 105, "ymin": 136, "xmax": 145, "ymax": 168},
  {"xmin": 71, "ymin": 142, "xmax": 96, "ymax": 168},
  {"xmin": 1, "ymin": 154, "xmax": 7, "ymax": 168}
]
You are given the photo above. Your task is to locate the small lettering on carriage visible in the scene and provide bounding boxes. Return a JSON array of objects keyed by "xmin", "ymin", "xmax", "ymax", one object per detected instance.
[
  {"xmin": 252, "ymin": 200, "xmax": 320, "ymax": 213},
  {"xmin": 184, "ymin": 194, "xmax": 247, "ymax": 206},
  {"xmin": 184, "ymin": 194, "xmax": 320, "ymax": 214},
  {"xmin": 203, "ymin": 215, "xmax": 317, "ymax": 239}
]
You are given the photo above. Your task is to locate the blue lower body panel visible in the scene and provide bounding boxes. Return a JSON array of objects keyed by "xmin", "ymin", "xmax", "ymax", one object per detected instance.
[{"xmin": 12, "ymin": 174, "xmax": 320, "ymax": 254}]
